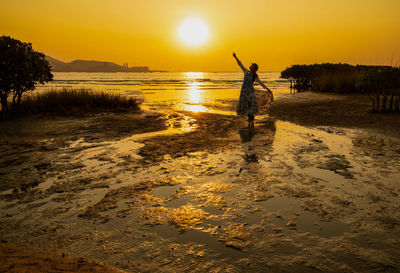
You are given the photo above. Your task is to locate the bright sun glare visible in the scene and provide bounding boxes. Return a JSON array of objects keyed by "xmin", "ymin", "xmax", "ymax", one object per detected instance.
[{"xmin": 178, "ymin": 18, "xmax": 209, "ymax": 46}]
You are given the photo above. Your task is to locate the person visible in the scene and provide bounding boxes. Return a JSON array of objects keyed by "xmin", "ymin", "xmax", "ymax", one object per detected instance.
[{"xmin": 233, "ymin": 52, "xmax": 273, "ymax": 127}]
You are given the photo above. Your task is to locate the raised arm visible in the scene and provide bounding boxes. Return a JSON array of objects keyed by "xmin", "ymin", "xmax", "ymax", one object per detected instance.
[{"xmin": 233, "ymin": 52, "xmax": 248, "ymax": 73}]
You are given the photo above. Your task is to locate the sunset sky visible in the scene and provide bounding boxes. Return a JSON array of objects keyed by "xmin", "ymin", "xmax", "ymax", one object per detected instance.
[{"xmin": 1, "ymin": 0, "xmax": 399, "ymax": 71}]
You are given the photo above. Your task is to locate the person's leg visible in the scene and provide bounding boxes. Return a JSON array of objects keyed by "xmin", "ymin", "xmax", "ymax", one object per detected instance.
[{"xmin": 247, "ymin": 114, "xmax": 251, "ymax": 127}]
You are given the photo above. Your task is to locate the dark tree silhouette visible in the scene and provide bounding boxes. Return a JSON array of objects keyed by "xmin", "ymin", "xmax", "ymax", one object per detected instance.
[
  {"xmin": 280, "ymin": 63, "xmax": 392, "ymax": 94},
  {"xmin": 356, "ymin": 68, "xmax": 400, "ymax": 112},
  {"xmin": 0, "ymin": 36, "xmax": 53, "ymax": 120}
]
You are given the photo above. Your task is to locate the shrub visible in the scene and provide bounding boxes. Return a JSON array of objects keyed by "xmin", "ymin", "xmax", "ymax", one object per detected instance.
[
  {"xmin": 16, "ymin": 88, "xmax": 141, "ymax": 116},
  {"xmin": 280, "ymin": 63, "xmax": 390, "ymax": 94}
]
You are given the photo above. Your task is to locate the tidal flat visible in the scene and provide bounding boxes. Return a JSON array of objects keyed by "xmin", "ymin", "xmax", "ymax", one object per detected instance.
[{"xmin": 1, "ymin": 92, "xmax": 400, "ymax": 273}]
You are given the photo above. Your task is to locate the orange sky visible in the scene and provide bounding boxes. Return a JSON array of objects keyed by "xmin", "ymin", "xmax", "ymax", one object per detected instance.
[{"xmin": 1, "ymin": 0, "xmax": 400, "ymax": 71}]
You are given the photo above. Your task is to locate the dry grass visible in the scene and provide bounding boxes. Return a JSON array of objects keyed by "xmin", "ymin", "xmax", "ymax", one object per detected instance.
[
  {"xmin": 17, "ymin": 88, "xmax": 141, "ymax": 116},
  {"xmin": 312, "ymin": 71, "xmax": 361, "ymax": 93}
]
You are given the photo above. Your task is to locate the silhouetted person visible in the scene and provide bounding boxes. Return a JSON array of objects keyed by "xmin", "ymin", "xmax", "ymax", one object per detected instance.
[{"xmin": 233, "ymin": 52, "xmax": 273, "ymax": 127}]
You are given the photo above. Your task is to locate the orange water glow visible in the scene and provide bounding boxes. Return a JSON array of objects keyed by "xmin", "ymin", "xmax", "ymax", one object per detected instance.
[{"xmin": 183, "ymin": 72, "xmax": 208, "ymax": 112}]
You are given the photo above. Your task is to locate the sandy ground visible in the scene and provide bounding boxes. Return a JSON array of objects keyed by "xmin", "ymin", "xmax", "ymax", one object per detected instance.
[
  {"xmin": 0, "ymin": 243, "xmax": 125, "ymax": 273},
  {"xmin": 1, "ymin": 92, "xmax": 400, "ymax": 272},
  {"xmin": 269, "ymin": 92, "xmax": 400, "ymax": 138}
]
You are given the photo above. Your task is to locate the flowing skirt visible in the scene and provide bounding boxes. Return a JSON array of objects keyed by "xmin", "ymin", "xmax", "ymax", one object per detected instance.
[
  {"xmin": 254, "ymin": 89, "xmax": 273, "ymax": 115},
  {"xmin": 236, "ymin": 88, "xmax": 273, "ymax": 115}
]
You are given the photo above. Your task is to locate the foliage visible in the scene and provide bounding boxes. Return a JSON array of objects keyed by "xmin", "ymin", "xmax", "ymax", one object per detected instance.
[
  {"xmin": 0, "ymin": 35, "xmax": 52, "ymax": 120},
  {"xmin": 280, "ymin": 65, "xmax": 313, "ymax": 92},
  {"xmin": 280, "ymin": 63, "xmax": 389, "ymax": 93},
  {"xmin": 356, "ymin": 68, "xmax": 400, "ymax": 112},
  {"xmin": 17, "ymin": 88, "xmax": 141, "ymax": 116},
  {"xmin": 281, "ymin": 63, "xmax": 400, "ymax": 112}
]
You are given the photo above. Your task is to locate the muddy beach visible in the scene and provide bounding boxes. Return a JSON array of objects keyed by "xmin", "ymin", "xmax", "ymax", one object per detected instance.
[{"xmin": 1, "ymin": 92, "xmax": 400, "ymax": 272}]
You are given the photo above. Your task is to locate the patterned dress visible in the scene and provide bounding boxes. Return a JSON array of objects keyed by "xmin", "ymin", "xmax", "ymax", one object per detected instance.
[
  {"xmin": 236, "ymin": 70, "xmax": 273, "ymax": 116},
  {"xmin": 237, "ymin": 71, "xmax": 258, "ymax": 115},
  {"xmin": 254, "ymin": 88, "xmax": 273, "ymax": 115}
]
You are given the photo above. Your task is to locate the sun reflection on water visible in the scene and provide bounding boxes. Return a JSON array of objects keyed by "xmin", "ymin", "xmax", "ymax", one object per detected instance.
[
  {"xmin": 183, "ymin": 72, "xmax": 208, "ymax": 113},
  {"xmin": 188, "ymin": 82, "xmax": 202, "ymax": 104},
  {"xmin": 183, "ymin": 72, "xmax": 205, "ymax": 79},
  {"xmin": 183, "ymin": 104, "xmax": 208, "ymax": 113}
]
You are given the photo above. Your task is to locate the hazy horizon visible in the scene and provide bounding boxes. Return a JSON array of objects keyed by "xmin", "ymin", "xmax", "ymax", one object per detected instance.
[
  {"xmin": 46, "ymin": 55, "xmax": 395, "ymax": 73},
  {"xmin": 2, "ymin": 0, "xmax": 400, "ymax": 71}
]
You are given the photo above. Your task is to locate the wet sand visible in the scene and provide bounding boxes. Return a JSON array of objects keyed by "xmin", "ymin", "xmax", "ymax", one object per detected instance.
[
  {"xmin": 0, "ymin": 243, "xmax": 125, "ymax": 273},
  {"xmin": 1, "ymin": 92, "xmax": 400, "ymax": 272},
  {"xmin": 269, "ymin": 92, "xmax": 400, "ymax": 138}
]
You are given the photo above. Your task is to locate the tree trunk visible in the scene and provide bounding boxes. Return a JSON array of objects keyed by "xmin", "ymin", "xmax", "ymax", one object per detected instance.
[
  {"xmin": 389, "ymin": 94, "xmax": 394, "ymax": 112},
  {"xmin": 376, "ymin": 95, "xmax": 380, "ymax": 112},
  {"xmin": 369, "ymin": 96, "xmax": 375, "ymax": 112},
  {"xmin": 17, "ymin": 91, "xmax": 22, "ymax": 113},
  {"xmin": 395, "ymin": 95, "xmax": 400, "ymax": 112},
  {"xmin": 12, "ymin": 92, "xmax": 17, "ymax": 107},
  {"xmin": 12, "ymin": 92, "xmax": 17, "ymax": 114},
  {"xmin": 381, "ymin": 94, "xmax": 387, "ymax": 112},
  {"xmin": 0, "ymin": 94, "xmax": 8, "ymax": 120}
]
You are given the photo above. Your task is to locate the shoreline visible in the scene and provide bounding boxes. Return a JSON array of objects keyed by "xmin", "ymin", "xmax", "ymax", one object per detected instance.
[{"xmin": 1, "ymin": 92, "xmax": 400, "ymax": 272}]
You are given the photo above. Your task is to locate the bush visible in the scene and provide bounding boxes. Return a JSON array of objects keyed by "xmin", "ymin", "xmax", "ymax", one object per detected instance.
[
  {"xmin": 280, "ymin": 63, "xmax": 391, "ymax": 93},
  {"xmin": 16, "ymin": 88, "xmax": 141, "ymax": 116}
]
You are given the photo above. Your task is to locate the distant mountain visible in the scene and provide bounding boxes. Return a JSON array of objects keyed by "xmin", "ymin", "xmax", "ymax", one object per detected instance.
[{"xmin": 45, "ymin": 56, "xmax": 149, "ymax": 72}]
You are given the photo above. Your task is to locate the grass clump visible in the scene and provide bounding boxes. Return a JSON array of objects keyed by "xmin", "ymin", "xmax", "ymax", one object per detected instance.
[{"xmin": 18, "ymin": 88, "xmax": 141, "ymax": 116}]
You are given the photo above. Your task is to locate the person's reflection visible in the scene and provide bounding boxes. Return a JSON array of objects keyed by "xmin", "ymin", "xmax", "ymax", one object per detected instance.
[
  {"xmin": 237, "ymin": 118, "xmax": 276, "ymax": 173},
  {"xmin": 239, "ymin": 126, "xmax": 258, "ymax": 163}
]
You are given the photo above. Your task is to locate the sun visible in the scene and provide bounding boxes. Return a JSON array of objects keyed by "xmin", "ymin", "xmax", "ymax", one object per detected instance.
[{"xmin": 178, "ymin": 18, "xmax": 209, "ymax": 46}]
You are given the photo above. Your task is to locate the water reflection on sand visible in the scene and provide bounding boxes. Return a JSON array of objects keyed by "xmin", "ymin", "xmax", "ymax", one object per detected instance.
[{"xmin": 2, "ymin": 73, "xmax": 400, "ymax": 272}]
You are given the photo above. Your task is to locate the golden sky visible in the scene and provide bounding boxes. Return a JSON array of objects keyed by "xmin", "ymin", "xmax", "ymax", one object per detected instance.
[{"xmin": 1, "ymin": 0, "xmax": 400, "ymax": 71}]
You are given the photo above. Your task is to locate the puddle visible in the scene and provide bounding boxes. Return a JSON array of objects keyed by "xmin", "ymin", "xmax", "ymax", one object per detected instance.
[
  {"xmin": 37, "ymin": 179, "xmax": 55, "ymax": 192},
  {"xmin": 297, "ymin": 212, "xmax": 349, "ymax": 238},
  {"xmin": 152, "ymin": 185, "xmax": 181, "ymax": 199},
  {"xmin": 261, "ymin": 196, "xmax": 349, "ymax": 238},
  {"xmin": 164, "ymin": 196, "xmax": 192, "ymax": 208},
  {"xmin": 0, "ymin": 189, "xmax": 13, "ymax": 195},
  {"xmin": 153, "ymin": 225, "xmax": 244, "ymax": 258},
  {"xmin": 261, "ymin": 196, "xmax": 300, "ymax": 212},
  {"xmin": 202, "ymin": 206, "xmax": 224, "ymax": 215},
  {"xmin": 132, "ymin": 112, "xmax": 197, "ymax": 140},
  {"xmin": 2, "ymin": 111, "xmax": 400, "ymax": 272},
  {"xmin": 245, "ymin": 211, "xmax": 262, "ymax": 225},
  {"xmin": 303, "ymin": 167, "xmax": 346, "ymax": 183}
]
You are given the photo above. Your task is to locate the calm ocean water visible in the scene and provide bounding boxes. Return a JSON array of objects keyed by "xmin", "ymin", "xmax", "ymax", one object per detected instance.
[{"xmin": 41, "ymin": 72, "xmax": 290, "ymax": 113}]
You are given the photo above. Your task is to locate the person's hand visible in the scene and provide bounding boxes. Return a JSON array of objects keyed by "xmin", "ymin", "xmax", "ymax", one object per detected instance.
[{"xmin": 233, "ymin": 52, "xmax": 236, "ymax": 58}]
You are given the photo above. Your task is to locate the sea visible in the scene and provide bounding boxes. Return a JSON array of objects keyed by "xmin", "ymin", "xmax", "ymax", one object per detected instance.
[{"xmin": 40, "ymin": 72, "xmax": 291, "ymax": 113}]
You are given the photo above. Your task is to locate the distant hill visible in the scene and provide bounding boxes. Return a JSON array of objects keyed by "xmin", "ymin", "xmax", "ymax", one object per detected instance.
[{"xmin": 45, "ymin": 56, "xmax": 149, "ymax": 72}]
